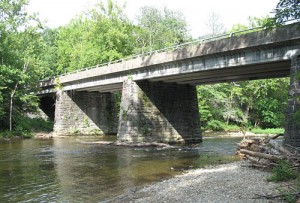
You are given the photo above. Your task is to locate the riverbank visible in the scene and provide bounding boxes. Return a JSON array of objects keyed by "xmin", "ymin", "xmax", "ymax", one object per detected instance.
[
  {"xmin": 202, "ymin": 131, "xmax": 279, "ymax": 138},
  {"xmin": 111, "ymin": 161, "xmax": 282, "ymax": 203},
  {"xmin": 31, "ymin": 130, "xmax": 275, "ymax": 139}
]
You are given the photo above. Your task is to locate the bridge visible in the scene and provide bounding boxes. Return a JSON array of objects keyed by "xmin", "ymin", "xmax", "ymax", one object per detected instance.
[{"xmin": 39, "ymin": 22, "xmax": 300, "ymax": 146}]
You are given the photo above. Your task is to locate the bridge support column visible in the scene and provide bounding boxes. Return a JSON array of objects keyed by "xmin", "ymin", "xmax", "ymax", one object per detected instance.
[
  {"xmin": 54, "ymin": 90, "xmax": 118, "ymax": 135},
  {"xmin": 117, "ymin": 80, "xmax": 202, "ymax": 143},
  {"xmin": 285, "ymin": 55, "xmax": 300, "ymax": 147}
]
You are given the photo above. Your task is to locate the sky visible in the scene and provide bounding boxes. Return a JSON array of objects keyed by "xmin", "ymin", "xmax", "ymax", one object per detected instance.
[{"xmin": 27, "ymin": 0, "xmax": 279, "ymax": 38}]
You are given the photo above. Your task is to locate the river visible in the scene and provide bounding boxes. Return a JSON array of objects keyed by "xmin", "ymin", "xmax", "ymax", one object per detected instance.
[{"xmin": 0, "ymin": 136, "xmax": 241, "ymax": 202}]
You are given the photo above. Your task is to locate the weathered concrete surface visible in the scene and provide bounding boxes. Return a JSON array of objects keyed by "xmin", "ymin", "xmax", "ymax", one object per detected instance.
[
  {"xmin": 54, "ymin": 90, "xmax": 118, "ymax": 135},
  {"xmin": 284, "ymin": 54, "xmax": 300, "ymax": 147},
  {"xmin": 117, "ymin": 80, "xmax": 201, "ymax": 143}
]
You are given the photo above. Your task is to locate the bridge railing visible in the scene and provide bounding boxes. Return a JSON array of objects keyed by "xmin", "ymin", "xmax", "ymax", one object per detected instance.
[{"xmin": 40, "ymin": 20, "xmax": 298, "ymax": 85}]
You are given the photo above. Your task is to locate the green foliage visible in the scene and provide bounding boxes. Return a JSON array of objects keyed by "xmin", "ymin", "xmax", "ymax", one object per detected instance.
[
  {"xmin": 251, "ymin": 128, "xmax": 284, "ymax": 134},
  {"xmin": 224, "ymin": 125, "xmax": 241, "ymax": 131},
  {"xmin": 197, "ymin": 78, "xmax": 289, "ymax": 131},
  {"xmin": 266, "ymin": 161, "xmax": 300, "ymax": 203},
  {"xmin": 18, "ymin": 117, "xmax": 53, "ymax": 133},
  {"xmin": 0, "ymin": 116, "xmax": 53, "ymax": 139},
  {"xmin": 55, "ymin": 0, "xmax": 135, "ymax": 73},
  {"xmin": 228, "ymin": 16, "xmax": 275, "ymax": 35},
  {"xmin": 55, "ymin": 77, "xmax": 63, "ymax": 90},
  {"xmin": 0, "ymin": 0, "xmax": 46, "ymax": 131},
  {"xmin": 273, "ymin": 0, "xmax": 300, "ymax": 24},
  {"xmin": 280, "ymin": 176, "xmax": 300, "ymax": 203},
  {"xmin": 207, "ymin": 120, "xmax": 226, "ymax": 131},
  {"xmin": 135, "ymin": 6, "xmax": 190, "ymax": 52},
  {"xmin": 267, "ymin": 160, "xmax": 296, "ymax": 182}
]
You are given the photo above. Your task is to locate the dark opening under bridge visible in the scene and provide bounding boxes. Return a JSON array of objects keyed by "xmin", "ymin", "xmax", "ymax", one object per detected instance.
[{"xmin": 39, "ymin": 22, "xmax": 300, "ymax": 146}]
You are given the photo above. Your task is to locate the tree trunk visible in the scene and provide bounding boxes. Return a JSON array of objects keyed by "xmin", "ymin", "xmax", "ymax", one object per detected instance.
[
  {"xmin": 9, "ymin": 61, "xmax": 29, "ymax": 131},
  {"xmin": 9, "ymin": 83, "xmax": 18, "ymax": 131},
  {"xmin": 9, "ymin": 93, "xmax": 13, "ymax": 131},
  {"xmin": 239, "ymin": 149, "xmax": 281, "ymax": 161}
]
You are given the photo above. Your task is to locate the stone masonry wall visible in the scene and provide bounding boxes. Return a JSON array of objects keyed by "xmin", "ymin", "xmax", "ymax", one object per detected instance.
[
  {"xmin": 117, "ymin": 80, "xmax": 201, "ymax": 143},
  {"xmin": 284, "ymin": 55, "xmax": 300, "ymax": 147},
  {"xmin": 54, "ymin": 90, "xmax": 118, "ymax": 135}
]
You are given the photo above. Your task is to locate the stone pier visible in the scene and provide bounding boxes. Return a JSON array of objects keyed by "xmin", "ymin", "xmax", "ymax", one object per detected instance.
[
  {"xmin": 117, "ymin": 80, "xmax": 202, "ymax": 143},
  {"xmin": 284, "ymin": 54, "xmax": 300, "ymax": 147},
  {"xmin": 54, "ymin": 90, "xmax": 118, "ymax": 135}
]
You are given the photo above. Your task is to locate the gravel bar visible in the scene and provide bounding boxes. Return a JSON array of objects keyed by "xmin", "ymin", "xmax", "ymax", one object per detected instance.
[{"xmin": 110, "ymin": 161, "xmax": 282, "ymax": 203}]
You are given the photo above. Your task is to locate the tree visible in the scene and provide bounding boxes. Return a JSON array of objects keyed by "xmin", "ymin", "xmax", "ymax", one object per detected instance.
[
  {"xmin": 205, "ymin": 11, "xmax": 226, "ymax": 36},
  {"xmin": 135, "ymin": 6, "xmax": 190, "ymax": 52},
  {"xmin": 55, "ymin": 0, "xmax": 135, "ymax": 73},
  {"xmin": 0, "ymin": 0, "xmax": 44, "ymax": 131},
  {"xmin": 40, "ymin": 28, "xmax": 58, "ymax": 77},
  {"xmin": 273, "ymin": 0, "xmax": 300, "ymax": 24}
]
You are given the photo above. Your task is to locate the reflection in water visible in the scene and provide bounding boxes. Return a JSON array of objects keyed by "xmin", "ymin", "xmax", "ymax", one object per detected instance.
[{"xmin": 0, "ymin": 136, "xmax": 241, "ymax": 202}]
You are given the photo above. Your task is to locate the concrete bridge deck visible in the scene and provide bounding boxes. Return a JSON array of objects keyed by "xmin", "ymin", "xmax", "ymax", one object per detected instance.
[{"xmin": 38, "ymin": 22, "xmax": 300, "ymax": 146}]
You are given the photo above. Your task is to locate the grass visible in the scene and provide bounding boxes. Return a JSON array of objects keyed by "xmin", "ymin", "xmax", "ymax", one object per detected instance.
[
  {"xmin": 250, "ymin": 128, "xmax": 284, "ymax": 134},
  {"xmin": 224, "ymin": 125, "xmax": 241, "ymax": 131}
]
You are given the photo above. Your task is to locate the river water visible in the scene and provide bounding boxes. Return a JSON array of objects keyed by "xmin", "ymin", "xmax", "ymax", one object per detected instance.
[{"xmin": 0, "ymin": 136, "xmax": 241, "ymax": 202}]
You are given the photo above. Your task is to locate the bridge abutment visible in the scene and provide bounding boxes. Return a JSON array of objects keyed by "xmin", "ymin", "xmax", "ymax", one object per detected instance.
[
  {"xmin": 285, "ymin": 55, "xmax": 300, "ymax": 147},
  {"xmin": 54, "ymin": 90, "xmax": 118, "ymax": 135},
  {"xmin": 117, "ymin": 80, "xmax": 202, "ymax": 143}
]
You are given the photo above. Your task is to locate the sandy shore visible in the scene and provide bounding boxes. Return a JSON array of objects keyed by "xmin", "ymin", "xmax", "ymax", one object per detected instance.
[{"xmin": 110, "ymin": 161, "xmax": 282, "ymax": 203}]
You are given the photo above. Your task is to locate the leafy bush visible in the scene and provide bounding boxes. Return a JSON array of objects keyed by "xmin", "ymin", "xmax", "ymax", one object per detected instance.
[
  {"xmin": 15, "ymin": 116, "xmax": 53, "ymax": 133},
  {"xmin": 207, "ymin": 120, "xmax": 226, "ymax": 131},
  {"xmin": 224, "ymin": 124, "xmax": 241, "ymax": 131},
  {"xmin": 267, "ymin": 161, "xmax": 300, "ymax": 203},
  {"xmin": 267, "ymin": 160, "xmax": 296, "ymax": 182},
  {"xmin": 0, "ymin": 116, "xmax": 54, "ymax": 139}
]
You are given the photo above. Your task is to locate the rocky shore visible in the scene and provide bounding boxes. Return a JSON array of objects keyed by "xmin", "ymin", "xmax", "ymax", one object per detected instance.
[{"xmin": 110, "ymin": 161, "xmax": 282, "ymax": 203}]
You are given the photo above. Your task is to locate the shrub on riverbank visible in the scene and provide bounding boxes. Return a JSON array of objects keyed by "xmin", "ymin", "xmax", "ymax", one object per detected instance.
[
  {"xmin": 204, "ymin": 121, "xmax": 284, "ymax": 135},
  {"xmin": 267, "ymin": 160, "xmax": 300, "ymax": 203},
  {"xmin": 0, "ymin": 116, "xmax": 53, "ymax": 139}
]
